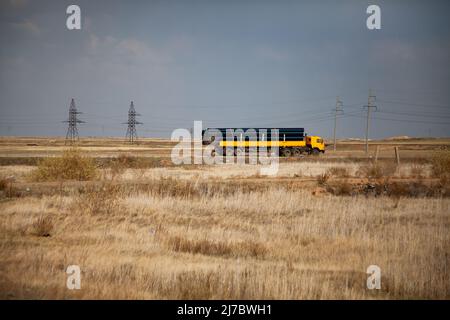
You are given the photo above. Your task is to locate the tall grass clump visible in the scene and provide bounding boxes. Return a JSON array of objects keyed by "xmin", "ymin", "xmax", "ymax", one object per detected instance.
[
  {"xmin": 31, "ymin": 148, "xmax": 97, "ymax": 182},
  {"xmin": 74, "ymin": 183, "xmax": 122, "ymax": 215},
  {"xmin": 326, "ymin": 167, "xmax": 350, "ymax": 178},
  {"xmin": 431, "ymin": 152, "xmax": 450, "ymax": 179},
  {"xmin": 357, "ymin": 162, "xmax": 397, "ymax": 180},
  {"xmin": 31, "ymin": 216, "xmax": 54, "ymax": 237}
]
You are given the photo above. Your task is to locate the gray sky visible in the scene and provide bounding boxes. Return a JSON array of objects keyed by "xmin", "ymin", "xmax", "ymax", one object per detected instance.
[{"xmin": 0, "ymin": 0, "xmax": 449, "ymax": 139}]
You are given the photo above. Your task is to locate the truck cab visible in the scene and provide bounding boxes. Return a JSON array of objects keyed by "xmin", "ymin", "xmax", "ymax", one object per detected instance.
[{"xmin": 306, "ymin": 136, "xmax": 325, "ymax": 154}]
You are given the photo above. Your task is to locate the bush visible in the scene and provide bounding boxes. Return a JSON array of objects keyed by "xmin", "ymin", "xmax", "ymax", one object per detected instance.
[
  {"xmin": 316, "ymin": 173, "xmax": 330, "ymax": 186},
  {"xmin": 0, "ymin": 178, "xmax": 7, "ymax": 191},
  {"xmin": 328, "ymin": 180, "xmax": 353, "ymax": 196},
  {"xmin": 115, "ymin": 154, "xmax": 146, "ymax": 169},
  {"xmin": 431, "ymin": 152, "xmax": 450, "ymax": 178},
  {"xmin": 74, "ymin": 183, "xmax": 122, "ymax": 215},
  {"xmin": 31, "ymin": 216, "xmax": 54, "ymax": 237},
  {"xmin": 357, "ymin": 162, "xmax": 397, "ymax": 180},
  {"xmin": 31, "ymin": 149, "xmax": 97, "ymax": 182},
  {"xmin": 326, "ymin": 167, "xmax": 349, "ymax": 178},
  {"xmin": 0, "ymin": 177, "xmax": 20, "ymax": 198}
]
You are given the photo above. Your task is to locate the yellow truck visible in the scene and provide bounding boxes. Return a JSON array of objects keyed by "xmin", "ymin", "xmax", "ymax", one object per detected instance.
[{"xmin": 202, "ymin": 127, "xmax": 325, "ymax": 156}]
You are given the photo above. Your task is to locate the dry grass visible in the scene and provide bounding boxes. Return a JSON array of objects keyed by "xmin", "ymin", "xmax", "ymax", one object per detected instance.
[
  {"xmin": 317, "ymin": 173, "xmax": 330, "ymax": 186},
  {"xmin": 326, "ymin": 167, "xmax": 350, "ymax": 178},
  {"xmin": 356, "ymin": 162, "xmax": 398, "ymax": 180},
  {"xmin": 0, "ymin": 177, "xmax": 7, "ymax": 191},
  {"xmin": 0, "ymin": 176, "xmax": 20, "ymax": 199},
  {"xmin": 327, "ymin": 180, "xmax": 353, "ymax": 196},
  {"xmin": 31, "ymin": 216, "xmax": 54, "ymax": 237},
  {"xmin": 165, "ymin": 235, "xmax": 267, "ymax": 259},
  {"xmin": 74, "ymin": 183, "xmax": 123, "ymax": 215},
  {"xmin": 431, "ymin": 152, "xmax": 450, "ymax": 178},
  {"xmin": 0, "ymin": 155, "xmax": 449, "ymax": 299},
  {"xmin": 30, "ymin": 149, "xmax": 97, "ymax": 182}
]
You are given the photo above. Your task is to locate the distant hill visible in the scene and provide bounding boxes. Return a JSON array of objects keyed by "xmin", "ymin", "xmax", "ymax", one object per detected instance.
[{"xmin": 385, "ymin": 136, "xmax": 411, "ymax": 141}]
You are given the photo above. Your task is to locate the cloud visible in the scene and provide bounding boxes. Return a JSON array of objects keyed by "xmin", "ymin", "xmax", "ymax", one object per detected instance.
[
  {"xmin": 373, "ymin": 41, "xmax": 416, "ymax": 63},
  {"xmin": 12, "ymin": 19, "xmax": 41, "ymax": 36},
  {"xmin": 256, "ymin": 46, "xmax": 290, "ymax": 62},
  {"xmin": 79, "ymin": 33, "xmax": 191, "ymax": 92},
  {"xmin": 9, "ymin": 0, "xmax": 28, "ymax": 9},
  {"xmin": 86, "ymin": 34, "xmax": 193, "ymax": 67}
]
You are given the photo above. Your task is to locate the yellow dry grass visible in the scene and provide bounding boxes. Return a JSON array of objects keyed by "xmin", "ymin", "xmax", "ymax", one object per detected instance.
[
  {"xmin": 0, "ymin": 169, "xmax": 449, "ymax": 299},
  {"xmin": 1, "ymin": 149, "xmax": 450, "ymax": 299}
]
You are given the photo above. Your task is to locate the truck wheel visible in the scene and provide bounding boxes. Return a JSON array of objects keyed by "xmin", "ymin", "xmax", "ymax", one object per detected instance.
[
  {"xmin": 293, "ymin": 148, "xmax": 301, "ymax": 157},
  {"xmin": 312, "ymin": 148, "xmax": 320, "ymax": 156},
  {"xmin": 282, "ymin": 148, "xmax": 292, "ymax": 157}
]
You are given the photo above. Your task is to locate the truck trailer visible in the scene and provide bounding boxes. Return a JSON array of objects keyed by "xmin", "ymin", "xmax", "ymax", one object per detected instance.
[{"xmin": 202, "ymin": 127, "xmax": 325, "ymax": 156}]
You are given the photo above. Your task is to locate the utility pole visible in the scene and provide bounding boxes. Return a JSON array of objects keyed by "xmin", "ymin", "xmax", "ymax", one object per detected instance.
[
  {"xmin": 124, "ymin": 101, "xmax": 142, "ymax": 144},
  {"xmin": 364, "ymin": 89, "xmax": 377, "ymax": 154},
  {"xmin": 333, "ymin": 96, "xmax": 344, "ymax": 151},
  {"xmin": 64, "ymin": 98, "xmax": 84, "ymax": 145}
]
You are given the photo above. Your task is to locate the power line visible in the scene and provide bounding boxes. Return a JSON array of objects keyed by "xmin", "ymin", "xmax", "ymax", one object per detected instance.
[
  {"xmin": 377, "ymin": 99, "xmax": 450, "ymax": 110},
  {"xmin": 346, "ymin": 114, "xmax": 450, "ymax": 125},
  {"xmin": 377, "ymin": 110, "xmax": 450, "ymax": 119}
]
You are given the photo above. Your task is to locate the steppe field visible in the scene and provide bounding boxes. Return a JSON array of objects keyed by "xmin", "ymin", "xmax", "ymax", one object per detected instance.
[{"xmin": 0, "ymin": 136, "xmax": 449, "ymax": 299}]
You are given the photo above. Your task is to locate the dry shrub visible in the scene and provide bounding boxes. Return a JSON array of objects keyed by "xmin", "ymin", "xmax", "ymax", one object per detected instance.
[
  {"xmin": 0, "ymin": 177, "xmax": 20, "ymax": 198},
  {"xmin": 317, "ymin": 173, "xmax": 330, "ymax": 186},
  {"xmin": 358, "ymin": 163, "xmax": 383, "ymax": 179},
  {"xmin": 357, "ymin": 162, "xmax": 397, "ymax": 180},
  {"xmin": 31, "ymin": 216, "xmax": 54, "ymax": 237},
  {"xmin": 0, "ymin": 178, "xmax": 7, "ymax": 191},
  {"xmin": 112, "ymin": 154, "xmax": 148, "ymax": 180},
  {"xmin": 328, "ymin": 180, "xmax": 353, "ymax": 196},
  {"xmin": 166, "ymin": 235, "xmax": 267, "ymax": 258},
  {"xmin": 111, "ymin": 154, "xmax": 147, "ymax": 170},
  {"xmin": 74, "ymin": 183, "xmax": 122, "ymax": 215},
  {"xmin": 116, "ymin": 154, "xmax": 144, "ymax": 168},
  {"xmin": 431, "ymin": 152, "xmax": 450, "ymax": 178},
  {"xmin": 0, "ymin": 178, "xmax": 22, "ymax": 198},
  {"xmin": 376, "ymin": 181, "xmax": 450, "ymax": 198},
  {"xmin": 31, "ymin": 149, "xmax": 97, "ymax": 182},
  {"xmin": 326, "ymin": 167, "xmax": 350, "ymax": 178}
]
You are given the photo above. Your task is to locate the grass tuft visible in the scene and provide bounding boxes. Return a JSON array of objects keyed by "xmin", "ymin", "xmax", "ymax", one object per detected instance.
[
  {"xmin": 31, "ymin": 216, "xmax": 54, "ymax": 237},
  {"xmin": 431, "ymin": 152, "xmax": 450, "ymax": 179}
]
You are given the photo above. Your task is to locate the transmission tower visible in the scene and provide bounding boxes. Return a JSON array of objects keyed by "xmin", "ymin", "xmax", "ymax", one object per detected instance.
[
  {"xmin": 332, "ymin": 96, "xmax": 344, "ymax": 151},
  {"xmin": 124, "ymin": 101, "xmax": 142, "ymax": 143},
  {"xmin": 64, "ymin": 98, "xmax": 85, "ymax": 145},
  {"xmin": 364, "ymin": 89, "xmax": 377, "ymax": 154}
]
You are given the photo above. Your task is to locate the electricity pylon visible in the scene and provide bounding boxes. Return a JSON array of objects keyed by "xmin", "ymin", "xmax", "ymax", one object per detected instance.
[
  {"xmin": 333, "ymin": 96, "xmax": 344, "ymax": 151},
  {"xmin": 64, "ymin": 98, "xmax": 84, "ymax": 145},
  {"xmin": 124, "ymin": 101, "xmax": 142, "ymax": 143},
  {"xmin": 364, "ymin": 89, "xmax": 377, "ymax": 154}
]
